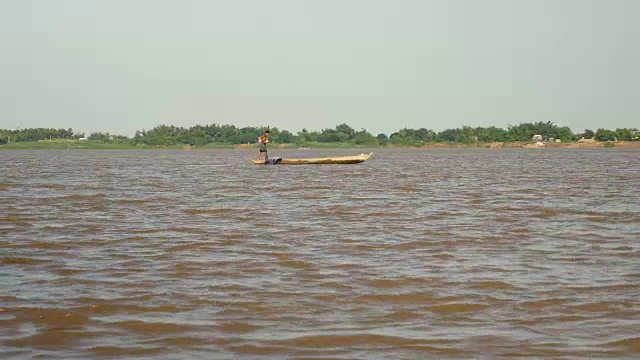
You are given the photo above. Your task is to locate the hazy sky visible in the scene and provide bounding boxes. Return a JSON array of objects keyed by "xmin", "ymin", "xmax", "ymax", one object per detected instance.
[{"xmin": 1, "ymin": 0, "xmax": 638, "ymax": 136}]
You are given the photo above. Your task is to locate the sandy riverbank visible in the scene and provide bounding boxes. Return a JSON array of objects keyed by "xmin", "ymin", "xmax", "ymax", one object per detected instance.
[
  {"xmin": 3, "ymin": 140, "xmax": 639, "ymax": 150},
  {"xmin": 414, "ymin": 141, "xmax": 640, "ymax": 149}
]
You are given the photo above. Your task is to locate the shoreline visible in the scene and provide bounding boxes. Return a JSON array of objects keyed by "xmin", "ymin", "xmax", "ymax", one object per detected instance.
[
  {"xmin": 414, "ymin": 140, "xmax": 640, "ymax": 149},
  {"xmin": 1, "ymin": 140, "xmax": 638, "ymax": 150}
]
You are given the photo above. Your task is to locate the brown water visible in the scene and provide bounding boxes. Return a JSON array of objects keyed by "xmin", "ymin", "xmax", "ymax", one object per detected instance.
[{"xmin": 1, "ymin": 148, "xmax": 639, "ymax": 359}]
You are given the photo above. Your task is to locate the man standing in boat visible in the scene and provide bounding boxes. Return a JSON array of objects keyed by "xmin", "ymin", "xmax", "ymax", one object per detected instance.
[{"xmin": 257, "ymin": 130, "xmax": 269, "ymax": 162}]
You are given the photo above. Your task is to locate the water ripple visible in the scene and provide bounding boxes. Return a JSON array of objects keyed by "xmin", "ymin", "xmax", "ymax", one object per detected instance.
[{"xmin": 1, "ymin": 148, "xmax": 639, "ymax": 359}]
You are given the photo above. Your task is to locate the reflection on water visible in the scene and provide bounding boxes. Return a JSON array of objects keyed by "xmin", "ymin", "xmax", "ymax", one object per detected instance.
[{"xmin": 1, "ymin": 149, "xmax": 639, "ymax": 359}]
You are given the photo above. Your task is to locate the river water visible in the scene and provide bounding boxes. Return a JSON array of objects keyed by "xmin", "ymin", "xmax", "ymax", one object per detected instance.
[{"xmin": 1, "ymin": 148, "xmax": 639, "ymax": 359}]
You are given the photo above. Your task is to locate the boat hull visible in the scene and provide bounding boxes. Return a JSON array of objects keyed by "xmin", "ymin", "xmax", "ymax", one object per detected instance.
[{"xmin": 251, "ymin": 152, "xmax": 373, "ymax": 165}]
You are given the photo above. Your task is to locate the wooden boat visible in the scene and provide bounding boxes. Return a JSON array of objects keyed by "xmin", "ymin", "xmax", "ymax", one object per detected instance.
[{"xmin": 251, "ymin": 152, "xmax": 373, "ymax": 165}]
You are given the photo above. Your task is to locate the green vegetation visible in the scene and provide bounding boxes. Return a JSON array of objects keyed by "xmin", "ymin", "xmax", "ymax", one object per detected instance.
[
  {"xmin": 594, "ymin": 128, "xmax": 638, "ymax": 141},
  {"xmin": 1, "ymin": 122, "xmax": 638, "ymax": 149},
  {"xmin": 0, "ymin": 140, "xmax": 183, "ymax": 150}
]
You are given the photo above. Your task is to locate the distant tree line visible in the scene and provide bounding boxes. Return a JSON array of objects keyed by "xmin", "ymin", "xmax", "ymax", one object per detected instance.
[
  {"xmin": 1, "ymin": 122, "xmax": 638, "ymax": 146},
  {"xmin": 0, "ymin": 128, "xmax": 82, "ymax": 144}
]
